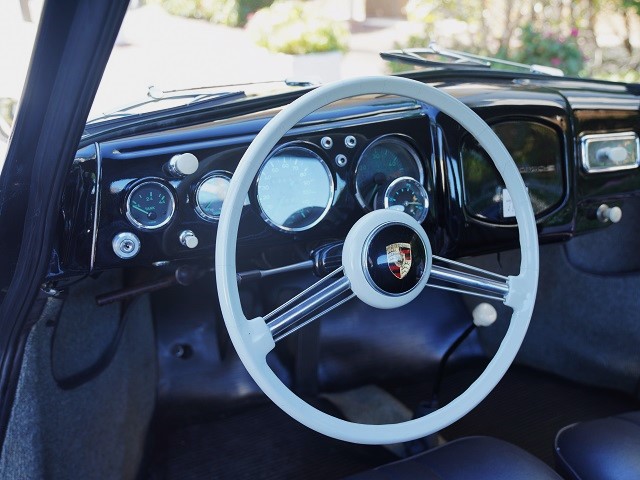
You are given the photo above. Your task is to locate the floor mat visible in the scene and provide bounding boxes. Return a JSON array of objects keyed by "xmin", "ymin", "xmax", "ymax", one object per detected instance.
[
  {"xmin": 321, "ymin": 385, "xmax": 413, "ymax": 457},
  {"xmin": 390, "ymin": 364, "xmax": 640, "ymax": 466},
  {"xmin": 147, "ymin": 365, "xmax": 640, "ymax": 478},
  {"xmin": 146, "ymin": 401, "xmax": 395, "ymax": 480}
]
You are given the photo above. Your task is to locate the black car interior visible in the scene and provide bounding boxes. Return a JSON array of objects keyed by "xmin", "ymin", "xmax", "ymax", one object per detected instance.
[{"xmin": 2, "ymin": 16, "xmax": 640, "ymax": 475}]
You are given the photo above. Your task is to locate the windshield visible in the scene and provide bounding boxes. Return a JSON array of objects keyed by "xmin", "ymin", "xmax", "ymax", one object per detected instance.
[{"xmin": 2, "ymin": 1, "xmax": 640, "ymax": 147}]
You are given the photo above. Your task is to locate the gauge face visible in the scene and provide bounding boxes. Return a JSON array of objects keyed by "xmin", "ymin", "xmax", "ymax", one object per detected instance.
[
  {"xmin": 383, "ymin": 176, "xmax": 429, "ymax": 223},
  {"xmin": 256, "ymin": 145, "xmax": 334, "ymax": 232},
  {"xmin": 195, "ymin": 172, "xmax": 231, "ymax": 221},
  {"xmin": 355, "ymin": 136, "xmax": 423, "ymax": 210},
  {"xmin": 125, "ymin": 181, "xmax": 175, "ymax": 230}
]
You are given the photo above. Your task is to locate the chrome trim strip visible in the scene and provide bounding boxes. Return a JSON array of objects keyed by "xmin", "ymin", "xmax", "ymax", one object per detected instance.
[{"xmin": 90, "ymin": 142, "xmax": 101, "ymax": 271}]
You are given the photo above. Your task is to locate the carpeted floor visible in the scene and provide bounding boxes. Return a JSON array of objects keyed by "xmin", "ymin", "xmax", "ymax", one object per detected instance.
[
  {"xmin": 146, "ymin": 364, "xmax": 640, "ymax": 479},
  {"xmin": 391, "ymin": 364, "xmax": 640, "ymax": 466},
  {"xmin": 146, "ymin": 399, "xmax": 395, "ymax": 480}
]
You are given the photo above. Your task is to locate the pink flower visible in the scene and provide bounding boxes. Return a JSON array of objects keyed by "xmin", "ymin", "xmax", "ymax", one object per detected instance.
[
  {"xmin": 551, "ymin": 57, "xmax": 562, "ymax": 66},
  {"xmin": 570, "ymin": 28, "xmax": 579, "ymax": 38}
]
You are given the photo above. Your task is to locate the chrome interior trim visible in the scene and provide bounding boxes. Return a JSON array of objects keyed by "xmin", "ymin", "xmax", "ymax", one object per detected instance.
[{"xmin": 581, "ymin": 131, "xmax": 640, "ymax": 173}]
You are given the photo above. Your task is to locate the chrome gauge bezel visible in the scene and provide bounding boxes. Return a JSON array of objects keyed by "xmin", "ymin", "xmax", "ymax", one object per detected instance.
[
  {"xmin": 194, "ymin": 170, "xmax": 233, "ymax": 222},
  {"xmin": 383, "ymin": 176, "xmax": 430, "ymax": 223},
  {"xmin": 125, "ymin": 179, "xmax": 176, "ymax": 230},
  {"xmin": 255, "ymin": 142, "xmax": 335, "ymax": 233},
  {"xmin": 354, "ymin": 134, "xmax": 424, "ymax": 210}
]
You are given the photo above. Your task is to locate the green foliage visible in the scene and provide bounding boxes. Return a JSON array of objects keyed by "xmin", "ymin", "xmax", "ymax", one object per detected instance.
[
  {"xmin": 404, "ymin": 0, "xmax": 439, "ymax": 23},
  {"xmin": 155, "ymin": 0, "xmax": 211, "ymax": 20},
  {"xmin": 155, "ymin": 0, "xmax": 274, "ymax": 27},
  {"xmin": 511, "ymin": 24, "xmax": 585, "ymax": 77},
  {"xmin": 246, "ymin": 1, "xmax": 349, "ymax": 55},
  {"xmin": 621, "ymin": 0, "xmax": 640, "ymax": 16}
]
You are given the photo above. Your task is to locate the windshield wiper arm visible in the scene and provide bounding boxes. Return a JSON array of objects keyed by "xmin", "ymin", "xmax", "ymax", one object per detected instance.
[
  {"xmin": 88, "ymin": 77, "xmax": 319, "ymax": 124},
  {"xmin": 381, "ymin": 42, "xmax": 565, "ymax": 76},
  {"xmin": 149, "ymin": 78, "xmax": 319, "ymax": 99},
  {"xmin": 88, "ymin": 90, "xmax": 245, "ymax": 123}
]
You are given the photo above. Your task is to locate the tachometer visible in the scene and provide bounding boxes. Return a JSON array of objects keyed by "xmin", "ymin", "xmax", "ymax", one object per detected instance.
[
  {"xmin": 354, "ymin": 136, "xmax": 423, "ymax": 210},
  {"xmin": 125, "ymin": 180, "xmax": 176, "ymax": 230},
  {"xmin": 256, "ymin": 144, "xmax": 334, "ymax": 232}
]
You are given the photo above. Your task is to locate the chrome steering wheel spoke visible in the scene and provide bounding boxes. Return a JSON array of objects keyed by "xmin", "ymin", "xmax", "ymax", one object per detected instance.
[
  {"xmin": 264, "ymin": 267, "xmax": 355, "ymax": 342},
  {"xmin": 427, "ymin": 255, "xmax": 510, "ymax": 302}
]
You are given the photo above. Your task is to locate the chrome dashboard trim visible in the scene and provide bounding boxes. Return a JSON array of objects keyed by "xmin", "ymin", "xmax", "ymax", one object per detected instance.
[
  {"xmin": 581, "ymin": 131, "xmax": 640, "ymax": 173},
  {"xmin": 90, "ymin": 142, "xmax": 101, "ymax": 271}
]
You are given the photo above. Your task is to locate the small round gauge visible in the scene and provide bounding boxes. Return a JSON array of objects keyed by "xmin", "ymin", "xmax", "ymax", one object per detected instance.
[
  {"xmin": 378, "ymin": 176, "xmax": 429, "ymax": 223},
  {"xmin": 256, "ymin": 144, "xmax": 334, "ymax": 232},
  {"xmin": 125, "ymin": 181, "xmax": 176, "ymax": 230},
  {"xmin": 195, "ymin": 172, "xmax": 231, "ymax": 221},
  {"xmin": 354, "ymin": 136, "xmax": 423, "ymax": 210}
]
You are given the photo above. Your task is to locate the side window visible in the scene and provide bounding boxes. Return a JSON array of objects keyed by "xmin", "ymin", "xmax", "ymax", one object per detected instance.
[{"xmin": 0, "ymin": 1, "xmax": 41, "ymax": 169}]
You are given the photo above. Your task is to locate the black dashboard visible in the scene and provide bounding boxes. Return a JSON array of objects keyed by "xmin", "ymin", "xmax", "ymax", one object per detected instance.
[{"xmin": 50, "ymin": 73, "xmax": 640, "ymax": 279}]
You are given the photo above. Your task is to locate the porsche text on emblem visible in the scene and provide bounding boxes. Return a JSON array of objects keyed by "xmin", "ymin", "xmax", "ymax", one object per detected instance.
[{"xmin": 386, "ymin": 242, "xmax": 412, "ymax": 279}]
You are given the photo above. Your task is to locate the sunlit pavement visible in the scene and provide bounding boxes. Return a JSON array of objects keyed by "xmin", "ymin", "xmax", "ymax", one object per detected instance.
[
  {"xmin": 0, "ymin": 4, "xmax": 409, "ymax": 119},
  {"xmin": 93, "ymin": 5, "xmax": 409, "ymax": 116},
  {"xmin": 0, "ymin": 3, "xmax": 413, "ymax": 169},
  {"xmin": 1, "ymin": 2, "xmax": 637, "ymax": 146}
]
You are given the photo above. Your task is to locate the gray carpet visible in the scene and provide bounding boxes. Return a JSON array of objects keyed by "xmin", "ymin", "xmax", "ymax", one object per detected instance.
[
  {"xmin": 463, "ymin": 239, "xmax": 640, "ymax": 395},
  {"xmin": 0, "ymin": 272, "xmax": 157, "ymax": 479}
]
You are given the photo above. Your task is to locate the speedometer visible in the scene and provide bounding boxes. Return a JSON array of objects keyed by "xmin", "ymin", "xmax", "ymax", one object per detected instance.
[
  {"xmin": 354, "ymin": 135, "xmax": 423, "ymax": 210},
  {"xmin": 256, "ymin": 144, "xmax": 334, "ymax": 232}
]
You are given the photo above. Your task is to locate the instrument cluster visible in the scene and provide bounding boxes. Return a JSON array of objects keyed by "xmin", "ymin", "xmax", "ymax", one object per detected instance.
[{"xmin": 120, "ymin": 133, "xmax": 430, "ymax": 241}]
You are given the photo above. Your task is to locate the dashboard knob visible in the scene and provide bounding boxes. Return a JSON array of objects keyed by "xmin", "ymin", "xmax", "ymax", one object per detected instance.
[
  {"xmin": 596, "ymin": 204, "xmax": 622, "ymax": 224},
  {"xmin": 472, "ymin": 302, "xmax": 497, "ymax": 327},
  {"xmin": 168, "ymin": 153, "xmax": 199, "ymax": 177},
  {"xmin": 179, "ymin": 230, "xmax": 199, "ymax": 249},
  {"xmin": 596, "ymin": 146, "xmax": 628, "ymax": 164}
]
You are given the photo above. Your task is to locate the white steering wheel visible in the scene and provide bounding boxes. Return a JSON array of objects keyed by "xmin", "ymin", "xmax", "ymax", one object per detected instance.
[{"xmin": 215, "ymin": 76, "xmax": 539, "ymax": 444}]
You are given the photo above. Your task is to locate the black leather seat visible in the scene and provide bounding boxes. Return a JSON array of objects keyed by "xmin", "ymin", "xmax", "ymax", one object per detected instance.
[
  {"xmin": 346, "ymin": 436, "xmax": 561, "ymax": 479},
  {"xmin": 555, "ymin": 411, "xmax": 640, "ymax": 480}
]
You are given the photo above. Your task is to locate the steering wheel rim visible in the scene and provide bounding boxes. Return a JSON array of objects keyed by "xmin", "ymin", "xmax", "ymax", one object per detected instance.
[{"xmin": 215, "ymin": 76, "xmax": 539, "ymax": 444}]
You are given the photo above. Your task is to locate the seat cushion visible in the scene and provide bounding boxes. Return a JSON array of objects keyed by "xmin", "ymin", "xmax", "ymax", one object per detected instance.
[
  {"xmin": 555, "ymin": 411, "xmax": 640, "ymax": 480},
  {"xmin": 346, "ymin": 436, "xmax": 561, "ymax": 479}
]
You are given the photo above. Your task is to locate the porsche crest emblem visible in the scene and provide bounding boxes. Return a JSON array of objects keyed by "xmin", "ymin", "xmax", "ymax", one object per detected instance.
[{"xmin": 386, "ymin": 243, "xmax": 412, "ymax": 279}]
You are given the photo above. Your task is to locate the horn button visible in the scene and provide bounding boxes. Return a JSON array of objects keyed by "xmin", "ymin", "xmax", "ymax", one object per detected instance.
[
  {"xmin": 365, "ymin": 224, "xmax": 427, "ymax": 295},
  {"xmin": 342, "ymin": 209, "xmax": 433, "ymax": 310}
]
